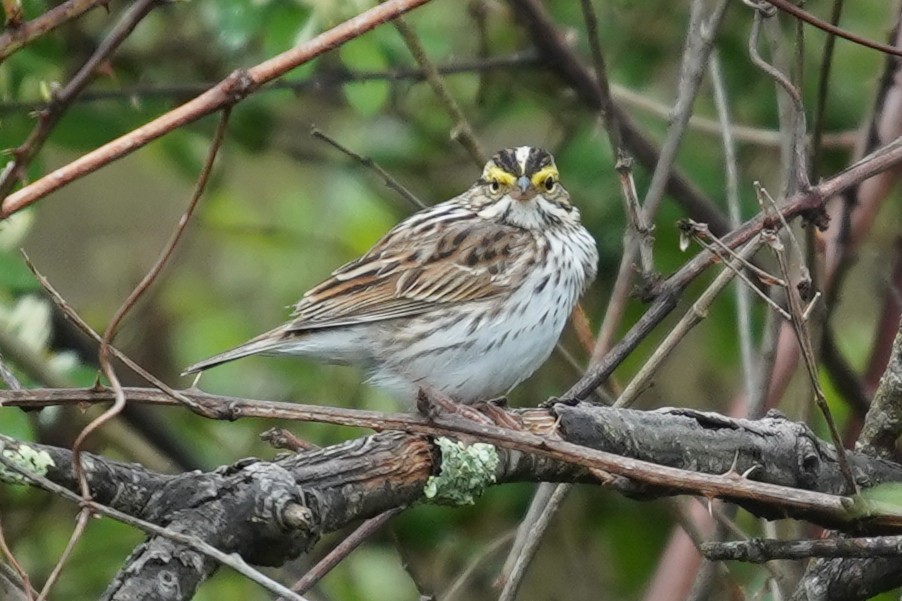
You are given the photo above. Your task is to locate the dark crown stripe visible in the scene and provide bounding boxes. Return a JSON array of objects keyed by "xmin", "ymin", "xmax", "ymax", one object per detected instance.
[
  {"xmin": 524, "ymin": 147, "xmax": 553, "ymax": 175},
  {"xmin": 491, "ymin": 148, "xmax": 521, "ymax": 174},
  {"xmin": 487, "ymin": 147, "xmax": 554, "ymax": 176}
]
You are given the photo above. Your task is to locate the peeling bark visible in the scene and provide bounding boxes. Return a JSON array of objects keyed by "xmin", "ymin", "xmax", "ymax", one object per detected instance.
[{"xmin": 6, "ymin": 401, "xmax": 902, "ymax": 600}]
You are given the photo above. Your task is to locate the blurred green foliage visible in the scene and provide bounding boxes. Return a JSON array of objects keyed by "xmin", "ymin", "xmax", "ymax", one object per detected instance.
[{"xmin": 1, "ymin": 0, "xmax": 900, "ymax": 599}]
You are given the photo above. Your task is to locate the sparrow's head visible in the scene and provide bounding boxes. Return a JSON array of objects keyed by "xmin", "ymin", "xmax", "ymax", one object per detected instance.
[
  {"xmin": 480, "ymin": 146, "xmax": 561, "ymax": 201},
  {"xmin": 468, "ymin": 146, "xmax": 577, "ymax": 228}
]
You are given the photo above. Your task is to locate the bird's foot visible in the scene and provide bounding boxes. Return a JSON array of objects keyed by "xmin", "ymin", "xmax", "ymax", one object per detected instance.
[
  {"xmin": 416, "ymin": 389, "xmax": 525, "ymax": 430},
  {"xmin": 484, "ymin": 396, "xmax": 509, "ymax": 408},
  {"xmin": 416, "ymin": 387, "xmax": 493, "ymax": 425},
  {"xmin": 540, "ymin": 394, "xmax": 581, "ymax": 409},
  {"xmin": 473, "ymin": 399, "xmax": 523, "ymax": 429}
]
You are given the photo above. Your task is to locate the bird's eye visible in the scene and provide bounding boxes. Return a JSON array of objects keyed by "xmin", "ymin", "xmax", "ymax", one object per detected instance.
[
  {"xmin": 489, "ymin": 179, "xmax": 501, "ymax": 193},
  {"xmin": 544, "ymin": 176, "xmax": 556, "ymax": 191}
]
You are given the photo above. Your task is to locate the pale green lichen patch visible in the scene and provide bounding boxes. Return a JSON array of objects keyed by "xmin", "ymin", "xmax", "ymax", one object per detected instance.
[
  {"xmin": 423, "ymin": 438, "xmax": 499, "ymax": 505},
  {"xmin": 0, "ymin": 441, "xmax": 55, "ymax": 484}
]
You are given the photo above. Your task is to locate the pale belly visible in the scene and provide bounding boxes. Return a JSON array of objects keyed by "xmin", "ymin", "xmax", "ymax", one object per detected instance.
[{"xmin": 372, "ymin": 267, "xmax": 579, "ymax": 402}]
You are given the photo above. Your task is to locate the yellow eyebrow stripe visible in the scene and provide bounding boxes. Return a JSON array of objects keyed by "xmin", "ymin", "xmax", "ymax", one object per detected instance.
[
  {"xmin": 530, "ymin": 166, "xmax": 559, "ymax": 187},
  {"xmin": 485, "ymin": 166, "xmax": 516, "ymax": 186}
]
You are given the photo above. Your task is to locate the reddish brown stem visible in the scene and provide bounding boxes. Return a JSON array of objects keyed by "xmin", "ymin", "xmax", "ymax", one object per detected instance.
[{"xmin": 0, "ymin": 0, "xmax": 433, "ymax": 219}]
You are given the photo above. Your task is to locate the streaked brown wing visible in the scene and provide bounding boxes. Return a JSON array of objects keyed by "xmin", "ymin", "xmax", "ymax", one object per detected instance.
[{"xmin": 285, "ymin": 213, "xmax": 532, "ymax": 332}]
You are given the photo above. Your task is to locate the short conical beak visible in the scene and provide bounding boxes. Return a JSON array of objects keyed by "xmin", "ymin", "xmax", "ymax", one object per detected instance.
[{"xmin": 511, "ymin": 175, "xmax": 536, "ymax": 201}]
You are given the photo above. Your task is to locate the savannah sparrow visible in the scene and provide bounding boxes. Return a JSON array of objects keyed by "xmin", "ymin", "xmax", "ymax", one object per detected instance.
[{"xmin": 184, "ymin": 146, "xmax": 598, "ymax": 403}]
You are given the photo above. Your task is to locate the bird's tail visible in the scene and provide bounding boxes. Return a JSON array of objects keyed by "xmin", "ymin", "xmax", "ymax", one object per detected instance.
[{"xmin": 181, "ymin": 330, "xmax": 286, "ymax": 376}]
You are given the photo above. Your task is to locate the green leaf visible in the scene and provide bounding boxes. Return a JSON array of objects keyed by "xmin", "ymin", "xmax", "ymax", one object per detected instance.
[
  {"xmin": 261, "ymin": 4, "xmax": 312, "ymax": 57},
  {"xmin": 155, "ymin": 130, "xmax": 209, "ymax": 180},
  {"xmin": 0, "ymin": 251, "xmax": 39, "ymax": 291},
  {"xmin": 230, "ymin": 102, "xmax": 275, "ymax": 152},
  {"xmin": 0, "ymin": 209, "xmax": 33, "ymax": 249},
  {"xmin": 0, "ymin": 409, "xmax": 35, "ymax": 441},
  {"xmin": 339, "ymin": 37, "xmax": 389, "ymax": 116},
  {"xmin": 856, "ymin": 482, "xmax": 902, "ymax": 508},
  {"xmin": 207, "ymin": 0, "xmax": 265, "ymax": 51},
  {"xmin": 50, "ymin": 105, "xmax": 138, "ymax": 150}
]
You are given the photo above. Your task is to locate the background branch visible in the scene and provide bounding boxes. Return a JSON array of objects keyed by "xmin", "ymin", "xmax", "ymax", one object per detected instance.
[{"xmin": 0, "ymin": 0, "xmax": 434, "ymax": 219}]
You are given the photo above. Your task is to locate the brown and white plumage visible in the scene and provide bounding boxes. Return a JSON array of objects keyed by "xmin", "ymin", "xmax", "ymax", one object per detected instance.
[{"xmin": 184, "ymin": 146, "xmax": 598, "ymax": 402}]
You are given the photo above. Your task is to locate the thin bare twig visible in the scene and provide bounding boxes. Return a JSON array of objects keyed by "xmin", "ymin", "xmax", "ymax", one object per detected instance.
[
  {"xmin": 390, "ymin": 529, "xmax": 434, "ymax": 599},
  {"xmin": 809, "ymin": 0, "xmax": 845, "ymax": 181},
  {"xmin": 765, "ymin": 0, "xmax": 902, "ymax": 59},
  {"xmin": 690, "ymin": 220, "xmax": 785, "ymax": 286},
  {"xmin": 468, "ymin": 0, "xmax": 491, "ymax": 107},
  {"xmin": 69, "ymin": 108, "xmax": 231, "ymax": 490},
  {"xmin": 497, "ymin": 482, "xmax": 571, "ymax": 601},
  {"xmin": 590, "ymin": 0, "xmax": 728, "ymax": 367},
  {"xmin": 0, "ymin": 52, "xmax": 541, "ymax": 114},
  {"xmin": 578, "ymin": 0, "xmax": 622, "ymax": 153},
  {"xmin": 689, "ymin": 228, "xmax": 790, "ymax": 319},
  {"xmin": 0, "ymin": 351, "xmax": 22, "ymax": 390},
  {"xmin": 34, "ymin": 512, "xmax": 89, "ymax": 601},
  {"xmin": 565, "ymin": 131, "xmax": 902, "ymax": 401},
  {"xmin": 392, "ymin": 16, "xmax": 487, "ymax": 166},
  {"xmin": 0, "ymin": 519, "xmax": 33, "ymax": 600},
  {"xmin": 0, "ymin": 0, "xmax": 435, "ymax": 219},
  {"xmin": 610, "ymin": 84, "xmax": 855, "ymax": 149},
  {"xmin": 702, "ymin": 501, "xmax": 794, "ymax": 588},
  {"xmin": 0, "ymin": 454, "xmax": 309, "ymax": 601},
  {"xmin": 650, "ymin": 167, "xmax": 787, "ymax": 600},
  {"xmin": 569, "ymin": 305, "xmax": 596, "ymax": 357},
  {"xmin": 514, "ymin": 3, "xmax": 625, "ymax": 573},
  {"xmin": 40, "ymin": 109, "xmax": 230, "ymax": 598},
  {"xmin": 0, "ymin": 0, "xmax": 162, "ymax": 201},
  {"xmin": 285, "ymin": 508, "xmax": 404, "ymax": 597},
  {"xmin": 640, "ymin": 0, "xmax": 730, "ymax": 221},
  {"xmin": 589, "ymin": 235, "xmax": 638, "ymax": 367},
  {"xmin": 0, "ymin": 55, "xmax": 854, "ymax": 153},
  {"xmin": 498, "ymin": 482, "xmax": 559, "ymax": 593},
  {"xmin": 21, "ymin": 255, "xmax": 229, "ymax": 418},
  {"xmin": 709, "ymin": 51, "xmax": 756, "ymax": 405},
  {"xmin": 442, "ymin": 531, "xmax": 516, "ymax": 601},
  {"xmin": 660, "ymin": 499, "xmax": 751, "ymax": 601},
  {"xmin": 0, "ymin": 320, "xmax": 86, "ymax": 601},
  {"xmin": 310, "ymin": 127, "xmax": 425, "ymax": 210},
  {"xmin": 748, "ymin": 5, "xmax": 810, "ymax": 192},
  {"xmin": 617, "ymin": 156, "xmax": 655, "ymax": 279},
  {"xmin": 758, "ymin": 196, "xmax": 856, "ymax": 494},
  {"xmin": 0, "ymin": 0, "xmax": 109, "ymax": 61},
  {"xmin": 582, "ymin": 0, "xmax": 654, "ymax": 365},
  {"xmin": 508, "ymin": 0, "xmax": 732, "ymax": 235},
  {"xmin": 614, "ymin": 237, "xmax": 765, "ymax": 408}
]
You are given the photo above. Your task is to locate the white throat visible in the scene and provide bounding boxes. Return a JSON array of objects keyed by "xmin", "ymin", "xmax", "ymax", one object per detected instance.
[{"xmin": 477, "ymin": 194, "xmax": 573, "ymax": 229}]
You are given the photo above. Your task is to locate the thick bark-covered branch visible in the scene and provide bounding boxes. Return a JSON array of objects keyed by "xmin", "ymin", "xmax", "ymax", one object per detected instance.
[
  {"xmin": 102, "ymin": 432, "xmax": 435, "ymax": 600},
  {"xmin": 789, "ymin": 557, "xmax": 902, "ymax": 601},
  {"xmin": 858, "ymin": 318, "xmax": 902, "ymax": 458},
  {"xmin": 5, "ymin": 399, "xmax": 902, "ymax": 599},
  {"xmin": 557, "ymin": 404, "xmax": 902, "ymax": 495}
]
